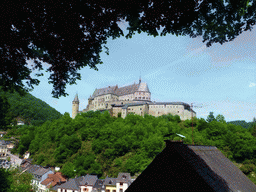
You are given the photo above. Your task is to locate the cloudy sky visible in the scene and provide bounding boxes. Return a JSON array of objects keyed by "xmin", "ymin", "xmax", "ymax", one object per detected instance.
[{"xmin": 26, "ymin": 19, "xmax": 256, "ymax": 122}]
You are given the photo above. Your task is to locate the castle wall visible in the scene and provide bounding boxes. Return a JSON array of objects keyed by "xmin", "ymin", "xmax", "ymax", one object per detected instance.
[
  {"xmin": 112, "ymin": 107, "xmax": 122, "ymax": 117},
  {"xmin": 119, "ymin": 94, "xmax": 135, "ymax": 101},
  {"xmin": 126, "ymin": 104, "xmax": 148, "ymax": 117},
  {"xmin": 134, "ymin": 92, "xmax": 151, "ymax": 101},
  {"xmin": 148, "ymin": 104, "xmax": 185, "ymax": 119}
]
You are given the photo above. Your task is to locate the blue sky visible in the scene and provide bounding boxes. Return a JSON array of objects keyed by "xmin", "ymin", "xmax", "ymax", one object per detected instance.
[{"xmin": 26, "ymin": 20, "xmax": 256, "ymax": 122}]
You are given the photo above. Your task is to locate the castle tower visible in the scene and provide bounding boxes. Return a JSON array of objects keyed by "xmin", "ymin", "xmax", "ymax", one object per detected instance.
[{"xmin": 72, "ymin": 93, "xmax": 79, "ymax": 119}]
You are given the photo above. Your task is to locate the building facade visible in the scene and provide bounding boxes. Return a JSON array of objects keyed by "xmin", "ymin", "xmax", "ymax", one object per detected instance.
[{"xmin": 72, "ymin": 79, "xmax": 196, "ymax": 120}]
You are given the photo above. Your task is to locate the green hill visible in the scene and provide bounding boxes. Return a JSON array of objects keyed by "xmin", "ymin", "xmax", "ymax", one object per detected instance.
[
  {"xmin": 0, "ymin": 88, "xmax": 63, "ymax": 128},
  {"xmin": 12, "ymin": 111, "xmax": 256, "ymax": 185}
]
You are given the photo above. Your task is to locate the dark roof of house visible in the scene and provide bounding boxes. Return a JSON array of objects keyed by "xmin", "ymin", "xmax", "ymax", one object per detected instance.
[
  {"xmin": 127, "ymin": 140, "xmax": 256, "ymax": 192},
  {"xmin": 185, "ymin": 144, "xmax": 256, "ymax": 192},
  {"xmin": 57, "ymin": 177, "xmax": 81, "ymax": 191},
  {"xmin": 33, "ymin": 167, "xmax": 52, "ymax": 177},
  {"xmin": 80, "ymin": 174, "xmax": 98, "ymax": 186},
  {"xmin": 0, "ymin": 140, "xmax": 8, "ymax": 145},
  {"xmin": 116, "ymin": 173, "xmax": 132, "ymax": 183},
  {"xmin": 104, "ymin": 176, "xmax": 117, "ymax": 186},
  {"xmin": 24, "ymin": 165, "xmax": 52, "ymax": 180},
  {"xmin": 94, "ymin": 179, "xmax": 105, "ymax": 190}
]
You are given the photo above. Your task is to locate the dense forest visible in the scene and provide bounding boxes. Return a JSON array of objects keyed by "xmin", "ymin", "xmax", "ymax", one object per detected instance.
[
  {"xmin": 0, "ymin": 88, "xmax": 63, "ymax": 129},
  {"xmin": 7, "ymin": 110, "xmax": 256, "ymax": 184}
]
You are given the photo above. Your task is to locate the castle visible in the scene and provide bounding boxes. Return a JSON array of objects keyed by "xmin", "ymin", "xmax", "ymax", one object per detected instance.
[{"xmin": 72, "ymin": 78, "xmax": 196, "ymax": 120}]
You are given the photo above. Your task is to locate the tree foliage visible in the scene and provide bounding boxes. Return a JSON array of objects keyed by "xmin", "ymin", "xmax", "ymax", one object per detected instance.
[
  {"xmin": 1, "ymin": 0, "xmax": 255, "ymax": 98},
  {"xmin": 11, "ymin": 110, "xmax": 256, "ymax": 183},
  {"xmin": 0, "ymin": 87, "xmax": 63, "ymax": 128},
  {"xmin": 0, "ymin": 167, "xmax": 34, "ymax": 192}
]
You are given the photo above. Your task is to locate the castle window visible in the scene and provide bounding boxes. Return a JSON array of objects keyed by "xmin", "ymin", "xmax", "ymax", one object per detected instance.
[
  {"xmin": 178, "ymin": 111, "xmax": 179, "ymax": 113},
  {"xmin": 139, "ymin": 97, "xmax": 141, "ymax": 99},
  {"xmin": 128, "ymin": 99, "xmax": 129, "ymax": 101},
  {"xmin": 135, "ymin": 97, "xmax": 137, "ymax": 99},
  {"xmin": 142, "ymin": 97, "xmax": 145, "ymax": 99},
  {"xmin": 146, "ymin": 97, "xmax": 148, "ymax": 99},
  {"xmin": 140, "ymin": 108, "xmax": 142, "ymax": 110},
  {"xmin": 139, "ymin": 92, "xmax": 141, "ymax": 95}
]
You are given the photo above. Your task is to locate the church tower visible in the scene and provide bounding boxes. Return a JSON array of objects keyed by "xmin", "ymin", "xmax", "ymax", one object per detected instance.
[{"xmin": 72, "ymin": 93, "xmax": 79, "ymax": 119}]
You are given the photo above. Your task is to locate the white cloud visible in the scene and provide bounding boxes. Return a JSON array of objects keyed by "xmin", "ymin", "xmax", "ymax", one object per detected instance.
[{"xmin": 249, "ymin": 82, "xmax": 256, "ymax": 87}]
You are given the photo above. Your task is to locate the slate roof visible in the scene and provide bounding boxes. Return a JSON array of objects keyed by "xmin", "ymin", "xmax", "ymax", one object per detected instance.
[
  {"xmin": 116, "ymin": 172, "xmax": 132, "ymax": 183},
  {"xmin": 23, "ymin": 165, "xmax": 52, "ymax": 181},
  {"xmin": 94, "ymin": 179, "xmax": 105, "ymax": 190},
  {"xmin": 0, "ymin": 140, "xmax": 8, "ymax": 145},
  {"xmin": 80, "ymin": 174, "xmax": 98, "ymax": 186},
  {"xmin": 114, "ymin": 83, "xmax": 140, "ymax": 96},
  {"xmin": 127, "ymin": 140, "xmax": 256, "ymax": 192},
  {"xmin": 91, "ymin": 81, "xmax": 150, "ymax": 99},
  {"xmin": 185, "ymin": 144, "xmax": 256, "ymax": 191},
  {"xmin": 57, "ymin": 177, "xmax": 81, "ymax": 191},
  {"xmin": 104, "ymin": 176, "xmax": 117, "ymax": 186},
  {"xmin": 122, "ymin": 102, "xmax": 148, "ymax": 109}
]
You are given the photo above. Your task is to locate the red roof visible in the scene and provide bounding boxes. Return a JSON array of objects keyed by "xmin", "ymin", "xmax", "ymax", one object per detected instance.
[{"xmin": 41, "ymin": 172, "xmax": 67, "ymax": 188}]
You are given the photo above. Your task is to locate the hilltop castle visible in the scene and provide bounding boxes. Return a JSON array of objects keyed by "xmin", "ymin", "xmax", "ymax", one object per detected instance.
[{"xmin": 72, "ymin": 78, "xmax": 196, "ymax": 120}]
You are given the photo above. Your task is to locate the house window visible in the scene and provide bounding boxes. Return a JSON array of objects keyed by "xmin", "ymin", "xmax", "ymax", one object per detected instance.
[
  {"xmin": 120, "ymin": 182, "xmax": 123, "ymax": 186},
  {"xmin": 113, "ymin": 190, "xmax": 116, "ymax": 192},
  {"xmin": 120, "ymin": 189, "xmax": 123, "ymax": 192}
]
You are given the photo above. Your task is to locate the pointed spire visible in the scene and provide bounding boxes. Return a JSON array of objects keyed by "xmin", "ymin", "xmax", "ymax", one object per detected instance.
[
  {"xmin": 139, "ymin": 72, "xmax": 141, "ymax": 84},
  {"xmin": 73, "ymin": 93, "xmax": 79, "ymax": 102}
]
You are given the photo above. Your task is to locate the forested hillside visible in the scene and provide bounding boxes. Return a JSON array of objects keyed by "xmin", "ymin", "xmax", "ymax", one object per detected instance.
[
  {"xmin": 0, "ymin": 88, "xmax": 63, "ymax": 128},
  {"xmin": 11, "ymin": 110, "xmax": 256, "ymax": 184}
]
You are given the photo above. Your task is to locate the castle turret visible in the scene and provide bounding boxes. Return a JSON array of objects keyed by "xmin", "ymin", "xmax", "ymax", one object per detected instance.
[{"xmin": 72, "ymin": 93, "xmax": 79, "ymax": 119}]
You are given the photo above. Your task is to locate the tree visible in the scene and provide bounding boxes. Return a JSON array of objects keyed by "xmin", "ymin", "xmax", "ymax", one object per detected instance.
[
  {"xmin": 250, "ymin": 117, "xmax": 256, "ymax": 137},
  {"xmin": 216, "ymin": 114, "xmax": 226, "ymax": 123},
  {"xmin": 0, "ymin": 167, "xmax": 34, "ymax": 192},
  {"xmin": 207, "ymin": 112, "xmax": 216, "ymax": 123},
  {"xmin": 0, "ymin": 92, "xmax": 12, "ymax": 130},
  {"xmin": 1, "ymin": 0, "xmax": 255, "ymax": 98}
]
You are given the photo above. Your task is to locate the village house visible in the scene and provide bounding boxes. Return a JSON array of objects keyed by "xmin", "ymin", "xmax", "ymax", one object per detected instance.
[
  {"xmin": 126, "ymin": 140, "xmax": 256, "ymax": 192},
  {"xmin": 40, "ymin": 172, "xmax": 67, "ymax": 191},
  {"xmin": 55, "ymin": 172, "xmax": 134, "ymax": 192},
  {"xmin": 116, "ymin": 173, "xmax": 132, "ymax": 192},
  {"xmin": 23, "ymin": 164, "xmax": 54, "ymax": 192},
  {"xmin": 56, "ymin": 174, "xmax": 98, "ymax": 192},
  {"xmin": 104, "ymin": 176, "xmax": 117, "ymax": 192}
]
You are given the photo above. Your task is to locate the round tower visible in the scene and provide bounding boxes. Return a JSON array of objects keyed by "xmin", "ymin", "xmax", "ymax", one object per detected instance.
[{"xmin": 72, "ymin": 93, "xmax": 79, "ymax": 119}]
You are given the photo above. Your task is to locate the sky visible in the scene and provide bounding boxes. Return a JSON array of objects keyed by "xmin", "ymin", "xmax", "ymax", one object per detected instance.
[{"xmin": 25, "ymin": 19, "xmax": 256, "ymax": 122}]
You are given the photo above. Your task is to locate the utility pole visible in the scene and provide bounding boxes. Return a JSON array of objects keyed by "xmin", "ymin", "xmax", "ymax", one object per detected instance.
[{"xmin": 190, "ymin": 103, "xmax": 202, "ymax": 145}]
